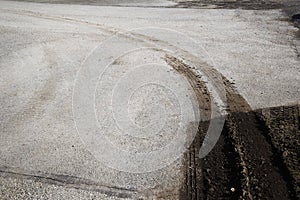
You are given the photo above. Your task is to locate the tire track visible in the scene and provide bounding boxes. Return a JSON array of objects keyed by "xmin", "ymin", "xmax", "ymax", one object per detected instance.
[
  {"xmin": 164, "ymin": 55, "xmax": 298, "ymax": 200},
  {"xmin": 165, "ymin": 55, "xmax": 211, "ymax": 200},
  {"xmin": 0, "ymin": 166, "xmax": 136, "ymax": 199},
  {"xmin": 1, "ymin": 7, "xmax": 298, "ymax": 199}
]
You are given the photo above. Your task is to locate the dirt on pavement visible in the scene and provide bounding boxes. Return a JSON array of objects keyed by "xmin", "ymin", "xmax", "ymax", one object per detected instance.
[
  {"xmin": 165, "ymin": 55, "xmax": 299, "ymax": 200},
  {"xmin": 0, "ymin": 1, "xmax": 299, "ymax": 199}
]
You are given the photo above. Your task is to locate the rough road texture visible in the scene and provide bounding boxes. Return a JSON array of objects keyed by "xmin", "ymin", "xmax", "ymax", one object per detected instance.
[{"xmin": 0, "ymin": 0, "xmax": 299, "ymax": 199}]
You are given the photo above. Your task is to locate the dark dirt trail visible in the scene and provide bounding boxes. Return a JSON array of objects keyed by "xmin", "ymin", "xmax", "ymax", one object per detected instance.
[{"xmin": 166, "ymin": 55, "xmax": 299, "ymax": 200}]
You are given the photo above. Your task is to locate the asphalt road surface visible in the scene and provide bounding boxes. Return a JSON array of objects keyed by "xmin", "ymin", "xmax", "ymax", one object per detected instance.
[{"xmin": 0, "ymin": 0, "xmax": 299, "ymax": 199}]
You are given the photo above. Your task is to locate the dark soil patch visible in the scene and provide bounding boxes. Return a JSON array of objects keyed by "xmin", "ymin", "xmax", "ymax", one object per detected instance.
[
  {"xmin": 181, "ymin": 105, "xmax": 299, "ymax": 200},
  {"xmin": 173, "ymin": 0, "xmax": 282, "ymax": 10},
  {"xmin": 167, "ymin": 56, "xmax": 300, "ymax": 200},
  {"xmin": 292, "ymin": 14, "xmax": 300, "ymax": 21}
]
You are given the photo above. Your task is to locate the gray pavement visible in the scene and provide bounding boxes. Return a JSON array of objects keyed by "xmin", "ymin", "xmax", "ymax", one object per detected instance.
[{"xmin": 0, "ymin": 0, "xmax": 299, "ymax": 199}]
